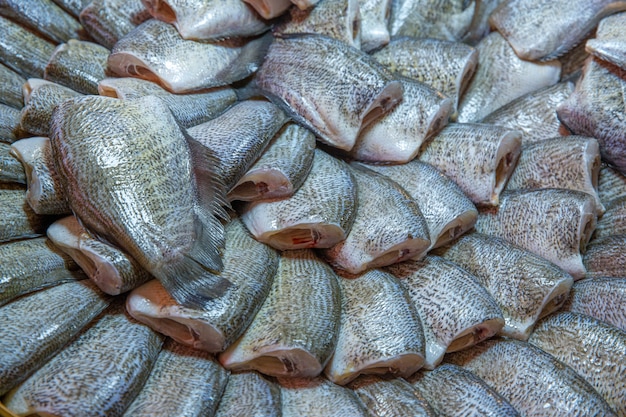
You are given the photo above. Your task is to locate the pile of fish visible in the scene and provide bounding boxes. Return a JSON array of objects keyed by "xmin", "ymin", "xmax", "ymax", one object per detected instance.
[{"xmin": 1, "ymin": 0, "xmax": 626, "ymax": 415}]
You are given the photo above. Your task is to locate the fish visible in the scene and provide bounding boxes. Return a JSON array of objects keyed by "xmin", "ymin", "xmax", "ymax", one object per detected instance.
[
  {"xmin": 324, "ymin": 269, "xmax": 425, "ymax": 385},
  {"xmin": 243, "ymin": 0, "xmax": 291, "ymax": 19},
  {"xmin": 598, "ymin": 163, "xmax": 626, "ymax": 207},
  {"xmin": 445, "ymin": 338, "xmax": 617, "ymax": 417},
  {"xmin": 289, "ymin": 0, "xmax": 322, "ymax": 10},
  {"xmin": 409, "ymin": 363, "xmax": 520, "ymax": 417},
  {"xmin": 20, "ymin": 79, "xmax": 82, "ymax": 137},
  {"xmin": 562, "ymin": 277, "xmax": 626, "ymax": 332},
  {"xmin": 273, "ymin": 0, "xmax": 361, "ymax": 49},
  {"xmin": 363, "ymin": 160, "xmax": 477, "ymax": 250},
  {"xmin": 50, "ymin": 0, "xmax": 92, "ymax": 17},
  {"xmin": 350, "ymin": 77, "xmax": 452, "ymax": 163},
  {"xmin": 0, "ymin": 142, "xmax": 25, "ymax": 184},
  {"xmin": 187, "ymin": 100, "xmax": 289, "ymax": 193},
  {"xmin": 417, "ymin": 123, "xmax": 522, "ymax": 206},
  {"xmin": 462, "ymin": 0, "xmax": 506, "ymax": 45},
  {"xmin": 229, "ymin": 123, "xmax": 316, "ymax": 202},
  {"xmin": 126, "ymin": 218, "xmax": 278, "ymax": 352},
  {"xmin": 10, "ymin": 136, "xmax": 71, "ymax": 215},
  {"xmin": 529, "ymin": 312, "xmax": 626, "ymax": 415},
  {"xmin": 79, "ymin": 0, "xmax": 151, "ymax": 49},
  {"xmin": 0, "ymin": 189, "xmax": 50, "ymax": 243},
  {"xmin": 255, "ymin": 34, "xmax": 402, "ymax": 151},
  {"xmin": 44, "ymin": 39, "xmax": 110, "ymax": 95},
  {"xmin": 0, "ymin": 15, "xmax": 56, "ymax": 79},
  {"xmin": 0, "ymin": 280, "xmax": 110, "ymax": 396},
  {"xmin": 122, "ymin": 339, "xmax": 230, "ymax": 417},
  {"xmin": 389, "ymin": 0, "xmax": 476, "ymax": 41},
  {"xmin": 505, "ymin": 136, "xmax": 604, "ymax": 214},
  {"xmin": 387, "ymin": 255, "xmax": 505, "ymax": 369},
  {"xmin": 279, "ymin": 377, "xmax": 371, "ymax": 417},
  {"xmin": 108, "ymin": 19, "xmax": 272, "ymax": 93},
  {"xmin": 321, "ymin": 165, "xmax": 430, "ymax": 274},
  {"xmin": 593, "ymin": 196, "xmax": 626, "ymax": 238},
  {"xmin": 489, "ymin": 0, "xmax": 626, "ymax": 61},
  {"xmin": 457, "ymin": 32, "xmax": 561, "ymax": 123},
  {"xmin": 0, "ymin": 63, "xmax": 25, "ymax": 109},
  {"xmin": 559, "ymin": 39, "xmax": 593, "ymax": 82},
  {"xmin": 50, "ymin": 95, "xmax": 229, "ymax": 309},
  {"xmin": 142, "ymin": 0, "xmax": 269, "ymax": 41},
  {"xmin": 583, "ymin": 234, "xmax": 626, "ymax": 278},
  {"xmin": 241, "ymin": 149, "xmax": 357, "ymax": 250},
  {"xmin": 586, "ymin": 12, "xmax": 626, "ymax": 70},
  {"xmin": 98, "ymin": 77, "xmax": 237, "ymax": 129},
  {"xmin": 479, "ymin": 82, "xmax": 574, "ymax": 145},
  {"xmin": 3, "ymin": 299, "xmax": 165, "ymax": 417},
  {"xmin": 370, "ymin": 37, "xmax": 477, "ymax": 115},
  {"xmin": 220, "ymin": 249, "xmax": 341, "ymax": 378},
  {"xmin": 435, "ymin": 233, "xmax": 574, "ymax": 339},
  {"xmin": 47, "ymin": 216, "xmax": 152, "ymax": 295},
  {"xmin": 214, "ymin": 372, "xmax": 281, "ymax": 417},
  {"xmin": 349, "ymin": 375, "xmax": 437, "ymax": 417},
  {"xmin": 0, "ymin": 103, "xmax": 21, "ymax": 143},
  {"xmin": 358, "ymin": 0, "xmax": 390, "ymax": 52},
  {"xmin": 475, "ymin": 189, "xmax": 597, "ymax": 279},
  {"xmin": 557, "ymin": 57, "xmax": 626, "ymax": 174}
]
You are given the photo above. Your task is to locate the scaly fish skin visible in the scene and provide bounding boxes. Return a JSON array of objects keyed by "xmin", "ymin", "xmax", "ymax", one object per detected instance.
[
  {"xmin": 215, "ymin": 372, "xmax": 281, "ymax": 417},
  {"xmin": 358, "ymin": 0, "xmax": 390, "ymax": 52},
  {"xmin": 593, "ymin": 196, "xmax": 626, "ymax": 237},
  {"xmin": 20, "ymin": 79, "xmax": 82, "ymax": 137},
  {"xmin": 583, "ymin": 234, "xmax": 626, "ymax": 278},
  {"xmin": 586, "ymin": 12, "xmax": 626, "ymax": 70},
  {"xmin": 0, "ymin": 103, "xmax": 21, "ymax": 143},
  {"xmin": 389, "ymin": 0, "xmax": 475, "ymax": 41},
  {"xmin": 80, "ymin": 0, "xmax": 151, "ymax": 49},
  {"xmin": 0, "ymin": 189, "xmax": 50, "ymax": 243},
  {"xmin": 598, "ymin": 164, "xmax": 626, "ymax": 207},
  {"xmin": 562, "ymin": 277, "xmax": 626, "ymax": 332},
  {"xmin": 52, "ymin": 0, "xmax": 92, "ymax": 17},
  {"xmin": 0, "ymin": 63, "xmax": 25, "ymax": 109},
  {"xmin": 0, "ymin": 142, "xmax": 25, "ymax": 184},
  {"xmin": 0, "ymin": 15, "xmax": 55, "ymax": 79}
]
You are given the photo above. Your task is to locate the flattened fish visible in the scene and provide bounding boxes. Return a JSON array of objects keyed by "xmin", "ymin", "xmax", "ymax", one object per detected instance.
[
  {"xmin": 0, "ymin": 142, "xmax": 25, "ymax": 184},
  {"xmin": 214, "ymin": 372, "xmax": 281, "ymax": 417},
  {"xmin": 562, "ymin": 277, "xmax": 626, "ymax": 331},
  {"xmin": 79, "ymin": 0, "xmax": 151, "ymax": 49},
  {"xmin": 586, "ymin": 12, "xmax": 626, "ymax": 70},
  {"xmin": 0, "ymin": 16, "xmax": 55, "ymax": 79},
  {"xmin": 389, "ymin": 0, "xmax": 475, "ymax": 41},
  {"xmin": 0, "ymin": 63, "xmax": 25, "ymax": 109},
  {"xmin": 583, "ymin": 234, "xmax": 626, "ymax": 278},
  {"xmin": 20, "ymin": 79, "xmax": 82, "ymax": 137}
]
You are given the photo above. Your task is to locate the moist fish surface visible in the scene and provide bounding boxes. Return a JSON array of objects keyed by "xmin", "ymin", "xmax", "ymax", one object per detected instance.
[
  {"xmin": 20, "ymin": 79, "xmax": 82, "ymax": 137},
  {"xmin": 562, "ymin": 277, "xmax": 626, "ymax": 331},
  {"xmin": 0, "ymin": 142, "xmax": 25, "ymax": 184},
  {"xmin": 0, "ymin": 103, "xmax": 21, "ymax": 143},
  {"xmin": 598, "ymin": 164, "xmax": 626, "ymax": 206},
  {"xmin": 358, "ymin": 0, "xmax": 391, "ymax": 52},
  {"xmin": 0, "ymin": 188, "xmax": 51, "ymax": 242},
  {"xmin": 389, "ymin": 0, "xmax": 475, "ymax": 41},
  {"xmin": 0, "ymin": 63, "xmax": 25, "ymax": 109},
  {"xmin": 79, "ymin": 0, "xmax": 151, "ymax": 48},
  {"xmin": 586, "ymin": 12, "xmax": 626, "ymax": 70},
  {"xmin": 583, "ymin": 234, "xmax": 626, "ymax": 278},
  {"xmin": 0, "ymin": 16, "xmax": 55, "ymax": 80},
  {"xmin": 214, "ymin": 371, "xmax": 281, "ymax": 417},
  {"xmin": 593, "ymin": 196, "xmax": 626, "ymax": 237}
]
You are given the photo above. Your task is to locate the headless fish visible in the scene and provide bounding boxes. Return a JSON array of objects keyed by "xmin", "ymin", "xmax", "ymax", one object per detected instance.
[
  {"xmin": 0, "ymin": 189, "xmax": 50, "ymax": 243},
  {"xmin": 20, "ymin": 79, "xmax": 82, "ymax": 137},
  {"xmin": 0, "ymin": 64, "xmax": 25, "ymax": 109},
  {"xmin": 0, "ymin": 15, "xmax": 55, "ymax": 79},
  {"xmin": 462, "ymin": 0, "xmax": 506, "ymax": 45},
  {"xmin": 215, "ymin": 372, "xmax": 281, "ymax": 417},
  {"xmin": 79, "ymin": 0, "xmax": 151, "ymax": 49},
  {"xmin": 583, "ymin": 234, "xmax": 626, "ymax": 278},
  {"xmin": 389, "ymin": 0, "xmax": 475, "ymax": 41},
  {"xmin": 0, "ymin": 103, "xmax": 21, "ymax": 144},
  {"xmin": 358, "ymin": 0, "xmax": 391, "ymax": 52},
  {"xmin": 593, "ymin": 196, "xmax": 626, "ymax": 238},
  {"xmin": 562, "ymin": 277, "xmax": 626, "ymax": 332},
  {"xmin": 255, "ymin": 34, "xmax": 402, "ymax": 151},
  {"xmin": 0, "ymin": 142, "xmax": 25, "ymax": 184},
  {"xmin": 50, "ymin": 0, "xmax": 92, "ymax": 18},
  {"xmin": 586, "ymin": 12, "xmax": 626, "ymax": 70},
  {"xmin": 598, "ymin": 164, "xmax": 626, "ymax": 207},
  {"xmin": 243, "ymin": 0, "xmax": 291, "ymax": 19}
]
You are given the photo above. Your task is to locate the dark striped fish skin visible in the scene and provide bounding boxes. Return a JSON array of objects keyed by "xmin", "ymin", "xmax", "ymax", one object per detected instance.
[
  {"xmin": 0, "ymin": 142, "xmax": 25, "ymax": 184},
  {"xmin": 0, "ymin": 63, "xmax": 25, "ymax": 109},
  {"xmin": 0, "ymin": 189, "xmax": 50, "ymax": 243},
  {"xmin": 20, "ymin": 79, "xmax": 82, "ymax": 137},
  {"xmin": 3, "ymin": 300, "xmax": 165, "ymax": 417},
  {"xmin": 446, "ymin": 338, "xmax": 618, "ymax": 417},
  {"xmin": 586, "ymin": 12, "xmax": 626, "ymax": 70},
  {"xmin": 598, "ymin": 164, "xmax": 626, "ymax": 207},
  {"xmin": 79, "ymin": 0, "xmax": 151, "ymax": 49},
  {"xmin": 0, "ymin": 15, "xmax": 55, "ymax": 79},
  {"xmin": 583, "ymin": 234, "xmax": 626, "ymax": 278},
  {"xmin": 389, "ymin": 0, "xmax": 475, "ymax": 41},
  {"xmin": 44, "ymin": 39, "xmax": 109, "ymax": 95},
  {"xmin": 479, "ymin": 82, "xmax": 574, "ymax": 145},
  {"xmin": 0, "ymin": 281, "xmax": 110, "ymax": 396},
  {"xmin": 122, "ymin": 339, "xmax": 229, "ymax": 417},
  {"xmin": 0, "ymin": 103, "xmax": 21, "ymax": 143},
  {"xmin": 410, "ymin": 364, "xmax": 520, "ymax": 417},
  {"xmin": 358, "ymin": 0, "xmax": 391, "ymax": 52},
  {"xmin": 562, "ymin": 277, "xmax": 626, "ymax": 332},
  {"xmin": 594, "ymin": 196, "xmax": 626, "ymax": 238},
  {"xmin": 349, "ymin": 375, "xmax": 437, "ymax": 417},
  {"xmin": 214, "ymin": 372, "xmax": 281, "ymax": 417}
]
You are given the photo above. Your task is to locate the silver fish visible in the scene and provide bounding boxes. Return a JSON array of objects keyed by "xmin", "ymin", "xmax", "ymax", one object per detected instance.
[
  {"xmin": 358, "ymin": 0, "xmax": 391, "ymax": 52},
  {"xmin": 47, "ymin": 216, "xmax": 152, "ymax": 295},
  {"xmin": 388, "ymin": 255, "xmax": 504, "ymax": 369},
  {"xmin": 220, "ymin": 249, "xmax": 341, "ymax": 378},
  {"xmin": 418, "ymin": 123, "xmax": 522, "ymax": 206},
  {"xmin": 241, "ymin": 149, "xmax": 357, "ymax": 250},
  {"xmin": 489, "ymin": 0, "xmax": 626, "ymax": 61},
  {"xmin": 325, "ymin": 269, "xmax": 425, "ymax": 385},
  {"xmin": 126, "ymin": 218, "xmax": 278, "ymax": 352},
  {"xmin": 0, "ymin": 142, "xmax": 25, "ymax": 184},
  {"xmin": 479, "ymin": 82, "xmax": 574, "ymax": 145},
  {"xmin": 255, "ymin": 34, "xmax": 402, "ymax": 151},
  {"xmin": 505, "ymin": 136, "xmax": 604, "ymax": 214},
  {"xmin": 142, "ymin": 0, "xmax": 269, "ymax": 41},
  {"xmin": 446, "ymin": 338, "xmax": 617, "ymax": 417},
  {"xmin": 598, "ymin": 163, "xmax": 626, "ymax": 207},
  {"xmin": 229, "ymin": 123, "xmax": 316, "ymax": 202},
  {"xmin": 0, "ymin": 237, "xmax": 84, "ymax": 307},
  {"xmin": 321, "ymin": 165, "xmax": 430, "ymax": 274},
  {"xmin": 98, "ymin": 77, "xmax": 237, "ymax": 129},
  {"xmin": 122, "ymin": 339, "xmax": 229, "ymax": 417},
  {"xmin": 50, "ymin": 95, "xmax": 228, "ymax": 309},
  {"xmin": 50, "ymin": 0, "xmax": 92, "ymax": 17},
  {"xmin": 243, "ymin": 0, "xmax": 291, "ymax": 19},
  {"xmin": 187, "ymin": 100, "xmax": 289, "ymax": 193},
  {"xmin": 0, "ymin": 189, "xmax": 50, "ymax": 242},
  {"xmin": 79, "ymin": 0, "xmax": 151, "ymax": 49},
  {"xmin": 559, "ymin": 39, "xmax": 593, "ymax": 82},
  {"xmin": 457, "ymin": 31, "xmax": 561, "ymax": 123},
  {"xmin": 3, "ymin": 300, "xmax": 165, "ymax": 417},
  {"xmin": 363, "ymin": 160, "xmax": 477, "ymax": 250},
  {"xmin": 475, "ymin": 189, "xmax": 597, "ymax": 279},
  {"xmin": 215, "ymin": 372, "xmax": 281, "ymax": 417},
  {"xmin": 0, "ymin": 103, "xmax": 21, "ymax": 143},
  {"xmin": 44, "ymin": 39, "xmax": 110, "ymax": 95},
  {"xmin": 462, "ymin": 0, "xmax": 506, "ymax": 45},
  {"xmin": 350, "ymin": 77, "xmax": 452, "ymax": 163},
  {"xmin": 562, "ymin": 277, "xmax": 626, "ymax": 332},
  {"xmin": 557, "ymin": 57, "xmax": 626, "ymax": 174},
  {"xmin": 108, "ymin": 19, "xmax": 272, "ymax": 93},
  {"xmin": 0, "ymin": 15, "xmax": 55, "ymax": 79},
  {"xmin": 593, "ymin": 196, "xmax": 626, "ymax": 238},
  {"xmin": 0, "ymin": 280, "xmax": 110, "ymax": 396},
  {"xmin": 389, "ymin": 0, "xmax": 476, "ymax": 41},
  {"xmin": 273, "ymin": 0, "xmax": 361, "ymax": 49},
  {"xmin": 410, "ymin": 363, "xmax": 520, "ymax": 417},
  {"xmin": 436, "ymin": 233, "xmax": 574, "ymax": 339},
  {"xmin": 20, "ymin": 79, "xmax": 82, "ymax": 137},
  {"xmin": 349, "ymin": 375, "xmax": 437, "ymax": 417},
  {"xmin": 0, "ymin": 63, "xmax": 25, "ymax": 109},
  {"xmin": 586, "ymin": 12, "xmax": 626, "ymax": 70},
  {"xmin": 583, "ymin": 234, "xmax": 626, "ymax": 278},
  {"xmin": 10, "ymin": 136, "xmax": 71, "ymax": 215}
]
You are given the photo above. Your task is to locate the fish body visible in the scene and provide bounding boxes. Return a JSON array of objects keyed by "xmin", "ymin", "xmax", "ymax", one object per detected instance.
[
  {"xmin": 215, "ymin": 372, "xmax": 281, "ymax": 417},
  {"xmin": 0, "ymin": 103, "xmax": 21, "ymax": 143},
  {"xmin": 358, "ymin": 0, "xmax": 391, "ymax": 52},
  {"xmin": 243, "ymin": 0, "xmax": 291, "ymax": 19},
  {"xmin": 50, "ymin": 0, "xmax": 92, "ymax": 17},
  {"xmin": 79, "ymin": 0, "xmax": 151, "ymax": 48},
  {"xmin": 20, "ymin": 79, "xmax": 82, "ymax": 137},
  {"xmin": 586, "ymin": 12, "xmax": 626, "ymax": 70},
  {"xmin": 389, "ymin": 0, "xmax": 475, "ymax": 41},
  {"xmin": 562, "ymin": 277, "xmax": 626, "ymax": 331},
  {"xmin": 598, "ymin": 164, "xmax": 626, "ymax": 206},
  {"xmin": 0, "ymin": 15, "xmax": 55, "ymax": 79},
  {"xmin": 0, "ymin": 142, "xmax": 25, "ymax": 184},
  {"xmin": 583, "ymin": 234, "xmax": 626, "ymax": 278},
  {"xmin": 594, "ymin": 196, "xmax": 626, "ymax": 237},
  {"xmin": 0, "ymin": 189, "xmax": 50, "ymax": 242},
  {"xmin": 0, "ymin": 63, "xmax": 25, "ymax": 109}
]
